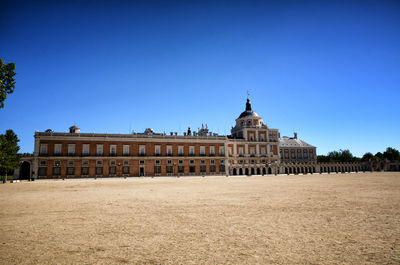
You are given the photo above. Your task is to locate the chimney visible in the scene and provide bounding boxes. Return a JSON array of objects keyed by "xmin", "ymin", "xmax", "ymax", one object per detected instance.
[{"xmin": 294, "ymin": 132, "xmax": 297, "ymax": 139}]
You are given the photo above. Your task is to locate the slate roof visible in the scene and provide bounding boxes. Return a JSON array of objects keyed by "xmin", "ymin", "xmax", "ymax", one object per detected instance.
[{"xmin": 279, "ymin": 137, "xmax": 315, "ymax": 148}]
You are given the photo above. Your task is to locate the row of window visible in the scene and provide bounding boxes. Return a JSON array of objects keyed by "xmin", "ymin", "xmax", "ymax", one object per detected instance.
[
  {"xmin": 39, "ymin": 144, "xmax": 225, "ymax": 156},
  {"xmin": 40, "ymin": 159, "xmax": 226, "ymax": 167},
  {"xmin": 38, "ymin": 165, "xmax": 226, "ymax": 176},
  {"xmin": 281, "ymin": 150, "xmax": 315, "ymax": 159},
  {"xmin": 230, "ymin": 145, "xmax": 274, "ymax": 156}
]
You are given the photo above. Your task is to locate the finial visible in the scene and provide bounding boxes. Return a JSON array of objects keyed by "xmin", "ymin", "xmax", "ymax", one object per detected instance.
[{"xmin": 247, "ymin": 90, "xmax": 250, "ymax": 100}]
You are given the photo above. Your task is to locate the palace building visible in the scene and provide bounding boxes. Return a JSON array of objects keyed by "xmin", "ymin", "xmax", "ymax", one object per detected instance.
[{"xmin": 18, "ymin": 98, "xmax": 367, "ymax": 180}]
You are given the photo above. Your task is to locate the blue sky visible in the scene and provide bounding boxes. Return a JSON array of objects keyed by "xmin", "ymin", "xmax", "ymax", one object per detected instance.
[{"xmin": 1, "ymin": 0, "xmax": 399, "ymax": 157}]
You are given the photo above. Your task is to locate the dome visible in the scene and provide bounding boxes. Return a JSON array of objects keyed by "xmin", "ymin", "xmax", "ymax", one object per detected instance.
[
  {"xmin": 237, "ymin": 98, "xmax": 260, "ymax": 119},
  {"xmin": 238, "ymin": 110, "xmax": 259, "ymax": 119}
]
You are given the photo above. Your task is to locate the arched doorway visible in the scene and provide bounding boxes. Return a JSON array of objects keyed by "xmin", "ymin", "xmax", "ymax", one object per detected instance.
[
  {"xmin": 233, "ymin": 168, "xmax": 237, "ymax": 176},
  {"xmin": 239, "ymin": 168, "xmax": 243, "ymax": 175},
  {"xmin": 257, "ymin": 168, "xmax": 260, "ymax": 175},
  {"xmin": 19, "ymin": 161, "xmax": 31, "ymax": 180},
  {"xmin": 268, "ymin": 168, "xmax": 272, "ymax": 174},
  {"xmin": 263, "ymin": 168, "xmax": 266, "ymax": 175},
  {"xmin": 245, "ymin": 168, "xmax": 249, "ymax": 175},
  {"xmin": 251, "ymin": 168, "xmax": 255, "ymax": 175}
]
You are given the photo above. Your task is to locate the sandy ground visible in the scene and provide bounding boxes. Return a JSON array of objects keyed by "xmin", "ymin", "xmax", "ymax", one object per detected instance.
[{"xmin": 0, "ymin": 172, "xmax": 399, "ymax": 264}]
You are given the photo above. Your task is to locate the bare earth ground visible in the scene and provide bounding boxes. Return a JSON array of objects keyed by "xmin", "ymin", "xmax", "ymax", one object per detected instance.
[{"xmin": 0, "ymin": 172, "xmax": 399, "ymax": 264}]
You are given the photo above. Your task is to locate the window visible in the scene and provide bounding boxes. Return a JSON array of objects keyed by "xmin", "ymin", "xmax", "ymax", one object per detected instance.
[
  {"xmin": 123, "ymin": 166, "xmax": 129, "ymax": 174},
  {"xmin": 178, "ymin": 146, "xmax": 184, "ymax": 156},
  {"xmin": 210, "ymin": 165, "xmax": 216, "ymax": 172},
  {"xmin": 38, "ymin": 167, "xmax": 47, "ymax": 176},
  {"xmin": 209, "ymin": 146, "xmax": 215, "ymax": 156},
  {"xmin": 110, "ymin": 145, "xmax": 117, "ymax": 156},
  {"xmin": 40, "ymin": 160, "xmax": 47, "ymax": 166},
  {"xmin": 81, "ymin": 167, "xmax": 89, "ymax": 175},
  {"xmin": 68, "ymin": 144, "xmax": 75, "ymax": 155},
  {"xmin": 239, "ymin": 147, "xmax": 244, "ymax": 156},
  {"xmin": 67, "ymin": 167, "xmax": 74, "ymax": 175},
  {"xmin": 96, "ymin": 145, "xmax": 103, "ymax": 156},
  {"xmin": 123, "ymin": 145, "xmax": 130, "ymax": 156},
  {"xmin": 249, "ymin": 134, "xmax": 254, "ymax": 141},
  {"xmin": 139, "ymin": 160, "xmax": 145, "ymax": 165},
  {"xmin": 219, "ymin": 146, "xmax": 224, "ymax": 156},
  {"xmin": 82, "ymin": 160, "xmax": 89, "ymax": 166},
  {"xmin": 189, "ymin": 166, "xmax": 195, "ymax": 173},
  {"xmin": 155, "ymin": 160, "xmax": 160, "ymax": 165},
  {"xmin": 219, "ymin": 162, "xmax": 225, "ymax": 172},
  {"xmin": 210, "ymin": 160, "xmax": 215, "ymax": 164},
  {"xmin": 40, "ymin": 144, "xmax": 48, "ymax": 155},
  {"xmin": 250, "ymin": 147, "xmax": 255, "ymax": 156},
  {"xmin": 139, "ymin": 145, "xmax": 146, "ymax": 156},
  {"xmin": 67, "ymin": 160, "xmax": 74, "ymax": 167},
  {"xmin": 190, "ymin": 160, "xmax": 195, "ymax": 164},
  {"xmin": 310, "ymin": 151, "xmax": 314, "ymax": 159},
  {"xmin": 201, "ymin": 160, "xmax": 206, "ymax": 164},
  {"xmin": 166, "ymin": 166, "xmax": 173, "ymax": 173},
  {"xmin": 54, "ymin": 144, "xmax": 61, "ymax": 155},
  {"xmin": 96, "ymin": 167, "xmax": 103, "ymax": 175},
  {"xmin": 154, "ymin": 166, "xmax": 161, "ymax": 174},
  {"xmin": 52, "ymin": 161, "xmax": 61, "ymax": 176},
  {"xmin": 154, "ymin": 145, "xmax": 161, "ymax": 156},
  {"xmin": 189, "ymin": 146, "xmax": 195, "ymax": 155},
  {"xmin": 166, "ymin": 145, "xmax": 172, "ymax": 156},
  {"xmin": 109, "ymin": 166, "xmax": 116, "ymax": 174},
  {"xmin": 82, "ymin": 144, "xmax": 90, "ymax": 156},
  {"xmin": 200, "ymin": 146, "xmax": 205, "ymax": 155},
  {"xmin": 178, "ymin": 160, "xmax": 183, "ymax": 164},
  {"xmin": 261, "ymin": 147, "xmax": 266, "ymax": 155},
  {"xmin": 200, "ymin": 165, "xmax": 206, "ymax": 173},
  {"xmin": 96, "ymin": 160, "xmax": 103, "ymax": 166},
  {"xmin": 110, "ymin": 160, "xmax": 116, "ymax": 166},
  {"xmin": 123, "ymin": 160, "xmax": 129, "ymax": 165},
  {"xmin": 260, "ymin": 135, "xmax": 265, "ymax": 141},
  {"xmin": 178, "ymin": 166, "xmax": 184, "ymax": 173}
]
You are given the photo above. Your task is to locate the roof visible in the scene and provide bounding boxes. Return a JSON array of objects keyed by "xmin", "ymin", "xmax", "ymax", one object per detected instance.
[{"xmin": 279, "ymin": 137, "xmax": 315, "ymax": 148}]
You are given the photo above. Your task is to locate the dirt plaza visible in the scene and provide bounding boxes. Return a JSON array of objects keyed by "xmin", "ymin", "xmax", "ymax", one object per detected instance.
[{"xmin": 0, "ymin": 172, "xmax": 399, "ymax": 264}]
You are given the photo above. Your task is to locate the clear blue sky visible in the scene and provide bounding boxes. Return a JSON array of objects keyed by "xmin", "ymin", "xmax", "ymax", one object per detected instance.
[{"xmin": 1, "ymin": 0, "xmax": 399, "ymax": 157}]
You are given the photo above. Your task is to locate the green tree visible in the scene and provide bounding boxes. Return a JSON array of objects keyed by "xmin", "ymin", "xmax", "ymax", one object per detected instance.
[
  {"xmin": 383, "ymin": 147, "xmax": 400, "ymax": 161},
  {"xmin": 0, "ymin": 130, "xmax": 21, "ymax": 182},
  {"xmin": 375, "ymin": 152, "xmax": 383, "ymax": 160},
  {"xmin": 0, "ymin": 59, "xmax": 16, "ymax": 109},
  {"xmin": 361, "ymin": 152, "xmax": 374, "ymax": 161}
]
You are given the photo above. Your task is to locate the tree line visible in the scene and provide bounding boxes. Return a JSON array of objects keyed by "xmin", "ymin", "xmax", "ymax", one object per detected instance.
[{"xmin": 317, "ymin": 147, "xmax": 400, "ymax": 163}]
